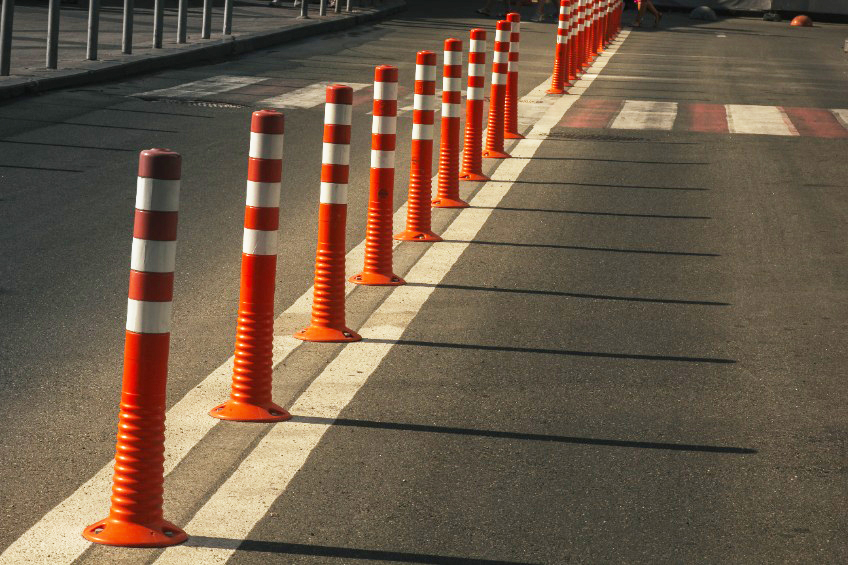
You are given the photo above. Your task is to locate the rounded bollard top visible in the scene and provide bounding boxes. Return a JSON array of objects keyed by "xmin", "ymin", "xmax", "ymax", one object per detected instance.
[
  {"xmin": 251, "ymin": 109, "xmax": 285, "ymax": 134},
  {"xmin": 507, "ymin": 12, "xmax": 520, "ymax": 22},
  {"xmin": 496, "ymin": 20, "xmax": 511, "ymax": 31},
  {"xmin": 470, "ymin": 28, "xmax": 486, "ymax": 40},
  {"xmin": 416, "ymin": 51, "xmax": 437, "ymax": 66},
  {"xmin": 375, "ymin": 65, "xmax": 398, "ymax": 83},
  {"xmin": 790, "ymin": 14, "xmax": 812, "ymax": 27},
  {"xmin": 138, "ymin": 148, "xmax": 181, "ymax": 180},
  {"xmin": 326, "ymin": 84, "xmax": 353, "ymax": 105},
  {"xmin": 444, "ymin": 38, "xmax": 462, "ymax": 51}
]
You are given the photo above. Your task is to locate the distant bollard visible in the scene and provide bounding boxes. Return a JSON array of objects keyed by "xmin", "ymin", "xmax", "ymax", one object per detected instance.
[
  {"xmin": 460, "ymin": 28, "xmax": 489, "ymax": 182},
  {"xmin": 433, "ymin": 38, "xmax": 468, "ymax": 208},
  {"xmin": 153, "ymin": 0, "xmax": 163, "ymax": 48},
  {"xmin": 82, "ymin": 149, "xmax": 187, "ymax": 548},
  {"xmin": 224, "ymin": 0, "xmax": 234, "ymax": 34},
  {"xmin": 202, "ymin": 0, "xmax": 212, "ymax": 38},
  {"xmin": 351, "ymin": 65, "xmax": 405, "ymax": 285},
  {"xmin": 47, "ymin": 0, "xmax": 60, "ymax": 68},
  {"xmin": 0, "ymin": 0, "xmax": 13, "ymax": 76},
  {"xmin": 177, "ymin": 0, "xmax": 188, "ymax": 43},
  {"xmin": 86, "ymin": 0, "xmax": 100, "ymax": 60},
  {"xmin": 483, "ymin": 20, "xmax": 511, "ymax": 159},
  {"xmin": 123, "ymin": 0, "xmax": 134, "ymax": 54},
  {"xmin": 790, "ymin": 15, "xmax": 813, "ymax": 27},
  {"xmin": 296, "ymin": 85, "xmax": 361, "ymax": 342},
  {"xmin": 211, "ymin": 110, "xmax": 291, "ymax": 422},
  {"xmin": 504, "ymin": 13, "xmax": 523, "ymax": 140},
  {"xmin": 394, "ymin": 51, "xmax": 442, "ymax": 241},
  {"xmin": 548, "ymin": 1, "xmax": 571, "ymax": 94}
]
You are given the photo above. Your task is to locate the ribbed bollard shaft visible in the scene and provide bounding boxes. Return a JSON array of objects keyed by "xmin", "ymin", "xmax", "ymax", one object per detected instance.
[
  {"xmin": 504, "ymin": 13, "xmax": 523, "ymax": 139},
  {"xmin": 548, "ymin": 1, "xmax": 570, "ymax": 94},
  {"xmin": 434, "ymin": 38, "xmax": 467, "ymax": 208},
  {"xmin": 351, "ymin": 65, "xmax": 404, "ymax": 286},
  {"xmin": 82, "ymin": 149, "xmax": 187, "ymax": 548},
  {"xmin": 297, "ymin": 85, "xmax": 361, "ymax": 342},
  {"xmin": 211, "ymin": 110, "xmax": 290, "ymax": 422},
  {"xmin": 483, "ymin": 21, "xmax": 511, "ymax": 160},
  {"xmin": 394, "ymin": 51, "xmax": 441, "ymax": 241},
  {"xmin": 460, "ymin": 29, "xmax": 488, "ymax": 182}
]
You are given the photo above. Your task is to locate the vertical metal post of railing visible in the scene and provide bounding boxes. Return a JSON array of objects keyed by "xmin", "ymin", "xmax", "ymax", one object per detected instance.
[
  {"xmin": 319, "ymin": 0, "xmax": 326, "ymax": 16},
  {"xmin": 223, "ymin": 0, "xmax": 233, "ymax": 34},
  {"xmin": 0, "ymin": 0, "xmax": 14, "ymax": 76},
  {"xmin": 122, "ymin": 0, "xmax": 133, "ymax": 54},
  {"xmin": 86, "ymin": 0, "xmax": 100, "ymax": 60},
  {"xmin": 334, "ymin": 0, "xmax": 340, "ymax": 13},
  {"xmin": 153, "ymin": 0, "xmax": 163, "ymax": 47},
  {"xmin": 46, "ymin": 0, "xmax": 59, "ymax": 68},
  {"xmin": 201, "ymin": 0, "xmax": 212, "ymax": 39},
  {"xmin": 298, "ymin": 0, "xmax": 308, "ymax": 19},
  {"xmin": 177, "ymin": 0, "xmax": 187, "ymax": 43},
  {"xmin": 345, "ymin": 0, "xmax": 351, "ymax": 13}
]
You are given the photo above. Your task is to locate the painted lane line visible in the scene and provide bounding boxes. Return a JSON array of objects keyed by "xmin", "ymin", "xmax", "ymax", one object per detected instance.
[
  {"xmin": 0, "ymin": 67, "xmax": 583, "ymax": 564},
  {"xmin": 725, "ymin": 104, "xmax": 798, "ymax": 136},
  {"xmin": 152, "ymin": 33, "xmax": 631, "ymax": 565},
  {"xmin": 610, "ymin": 100, "xmax": 678, "ymax": 131},
  {"xmin": 257, "ymin": 82, "xmax": 370, "ymax": 109},
  {"xmin": 136, "ymin": 75, "xmax": 267, "ymax": 99},
  {"xmin": 831, "ymin": 109, "xmax": 848, "ymax": 130}
]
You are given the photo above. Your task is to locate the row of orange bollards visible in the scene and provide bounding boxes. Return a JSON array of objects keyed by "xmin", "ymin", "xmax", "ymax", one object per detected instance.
[{"xmin": 83, "ymin": 6, "xmax": 623, "ymax": 548}]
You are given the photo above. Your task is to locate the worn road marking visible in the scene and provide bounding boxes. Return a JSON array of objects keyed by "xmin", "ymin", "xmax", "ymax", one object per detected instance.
[
  {"xmin": 136, "ymin": 75, "xmax": 267, "ymax": 99},
  {"xmin": 726, "ymin": 104, "xmax": 798, "ymax": 136},
  {"xmin": 257, "ymin": 82, "xmax": 370, "ymax": 109},
  {"xmin": 611, "ymin": 100, "xmax": 678, "ymax": 131}
]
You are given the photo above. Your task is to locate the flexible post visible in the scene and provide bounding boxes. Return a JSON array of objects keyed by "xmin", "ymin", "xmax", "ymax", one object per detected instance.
[
  {"xmin": 504, "ymin": 13, "xmax": 523, "ymax": 140},
  {"xmin": 482, "ymin": 21, "xmax": 511, "ymax": 160},
  {"xmin": 296, "ymin": 85, "xmax": 361, "ymax": 342},
  {"xmin": 82, "ymin": 149, "xmax": 187, "ymax": 548},
  {"xmin": 47, "ymin": 0, "xmax": 59, "ymax": 68},
  {"xmin": 351, "ymin": 66, "xmax": 405, "ymax": 286},
  {"xmin": 394, "ymin": 51, "xmax": 441, "ymax": 241},
  {"xmin": 433, "ymin": 38, "xmax": 467, "ymax": 208},
  {"xmin": 210, "ymin": 111, "xmax": 290, "ymax": 422},
  {"xmin": 122, "ymin": 0, "xmax": 133, "ymax": 54},
  {"xmin": 567, "ymin": 0, "xmax": 578, "ymax": 82},
  {"xmin": 548, "ymin": 1, "xmax": 570, "ymax": 94},
  {"xmin": 460, "ymin": 29, "xmax": 488, "ymax": 182}
]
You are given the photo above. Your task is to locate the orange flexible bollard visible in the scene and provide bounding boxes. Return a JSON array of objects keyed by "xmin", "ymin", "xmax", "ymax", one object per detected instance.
[
  {"xmin": 459, "ymin": 28, "xmax": 489, "ymax": 182},
  {"xmin": 483, "ymin": 20, "xmax": 511, "ymax": 160},
  {"xmin": 504, "ymin": 13, "xmax": 524, "ymax": 140},
  {"xmin": 350, "ymin": 65, "xmax": 405, "ymax": 285},
  {"xmin": 296, "ymin": 85, "xmax": 362, "ymax": 342},
  {"xmin": 210, "ymin": 110, "xmax": 290, "ymax": 422},
  {"xmin": 433, "ymin": 38, "xmax": 468, "ymax": 208},
  {"xmin": 82, "ymin": 149, "xmax": 187, "ymax": 548},
  {"xmin": 548, "ymin": 1, "xmax": 571, "ymax": 94},
  {"xmin": 394, "ymin": 51, "xmax": 441, "ymax": 241}
]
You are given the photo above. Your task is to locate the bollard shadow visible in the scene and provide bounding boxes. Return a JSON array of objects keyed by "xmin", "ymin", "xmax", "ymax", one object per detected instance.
[
  {"xmin": 441, "ymin": 239, "xmax": 721, "ymax": 257},
  {"xmin": 403, "ymin": 282, "xmax": 730, "ymax": 306},
  {"xmin": 527, "ymin": 156, "xmax": 711, "ymax": 165},
  {"xmin": 365, "ymin": 338, "xmax": 736, "ymax": 365},
  {"xmin": 470, "ymin": 205, "xmax": 711, "ymax": 220},
  {"xmin": 0, "ymin": 140, "xmax": 136, "ymax": 152},
  {"xmin": 291, "ymin": 415, "xmax": 757, "ymax": 455},
  {"xmin": 0, "ymin": 163, "xmax": 84, "ymax": 173},
  {"xmin": 182, "ymin": 536, "xmax": 539, "ymax": 564},
  {"xmin": 503, "ymin": 180, "xmax": 709, "ymax": 191}
]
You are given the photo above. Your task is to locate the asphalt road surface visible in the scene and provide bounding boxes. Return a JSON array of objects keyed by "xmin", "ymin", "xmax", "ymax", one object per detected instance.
[{"xmin": 0, "ymin": 2, "xmax": 846, "ymax": 563}]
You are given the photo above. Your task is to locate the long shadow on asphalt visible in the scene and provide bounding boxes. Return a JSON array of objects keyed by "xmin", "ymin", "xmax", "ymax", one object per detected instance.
[
  {"xmin": 471, "ymin": 205, "xmax": 712, "ymax": 220},
  {"xmin": 403, "ymin": 282, "xmax": 731, "ymax": 306},
  {"xmin": 527, "ymin": 156, "xmax": 711, "ymax": 165},
  {"xmin": 183, "ymin": 536, "xmax": 539, "ymax": 564},
  {"xmin": 365, "ymin": 338, "xmax": 736, "ymax": 364},
  {"xmin": 291, "ymin": 416, "xmax": 757, "ymax": 454},
  {"xmin": 441, "ymin": 239, "xmax": 721, "ymax": 257}
]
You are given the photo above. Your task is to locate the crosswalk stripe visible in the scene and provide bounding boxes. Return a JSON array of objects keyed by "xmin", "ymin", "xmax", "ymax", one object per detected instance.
[
  {"xmin": 257, "ymin": 82, "xmax": 370, "ymax": 109},
  {"xmin": 136, "ymin": 75, "xmax": 267, "ymax": 99},
  {"xmin": 611, "ymin": 100, "xmax": 678, "ymax": 131},
  {"xmin": 781, "ymin": 107, "xmax": 848, "ymax": 139},
  {"xmin": 831, "ymin": 109, "xmax": 848, "ymax": 130},
  {"xmin": 725, "ymin": 104, "xmax": 798, "ymax": 136}
]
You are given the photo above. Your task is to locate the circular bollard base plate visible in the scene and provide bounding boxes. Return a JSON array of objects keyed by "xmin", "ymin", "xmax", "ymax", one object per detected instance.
[
  {"xmin": 209, "ymin": 401, "xmax": 292, "ymax": 422},
  {"xmin": 432, "ymin": 197, "xmax": 470, "ymax": 208},
  {"xmin": 504, "ymin": 132, "xmax": 525, "ymax": 140},
  {"xmin": 482, "ymin": 149, "xmax": 511, "ymax": 159},
  {"xmin": 459, "ymin": 172, "xmax": 491, "ymax": 182},
  {"xmin": 295, "ymin": 326, "xmax": 362, "ymax": 343},
  {"xmin": 83, "ymin": 518, "xmax": 188, "ymax": 548},
  {"xmin": 393, "ymin": 230, "xmax": 443, "ymax": 242},
  {"xmin": 349, "ymin": 272, "xmax": 406, "ymax": 286}
]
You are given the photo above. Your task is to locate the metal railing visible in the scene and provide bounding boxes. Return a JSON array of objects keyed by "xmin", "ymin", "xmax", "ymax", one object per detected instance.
[{"xmin": 0, "ymin": 0, "xmax": 368, "ymax": 77}]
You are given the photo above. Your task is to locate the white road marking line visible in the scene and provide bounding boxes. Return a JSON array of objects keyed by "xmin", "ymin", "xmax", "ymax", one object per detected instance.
[
  {"xmin": 0, "ymin": 32, "xmax": 629, "ymax": 565},
  {"xmin": 831, "ymin": 109, "xmax": 848, "ymax": 130},
  {"xmin": 716, "ymin": 34, "xmax": 727, "ymax": 38},
  {"xmin": 257, "ymin": 82, "xmax": 370, "ymax": 109},
  {"xmin": 136, "ymin": 75, "xmax": 267, "ymax": 99},
  {"xmin": 152, "ymin": 34, "xmax": 630, "ymax": 565},
  {"xmin": 610, "ymin": 100, "xmax": 678, "ymax": 131},
  {"xmin": 725, "ymin": 104, "xmax": 799, "ymax": 136}
]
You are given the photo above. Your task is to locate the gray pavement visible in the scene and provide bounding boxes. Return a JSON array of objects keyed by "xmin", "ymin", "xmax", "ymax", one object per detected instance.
[{"xmin": 0, "ymin": 3, "xmax": 847, "ymax": 564}]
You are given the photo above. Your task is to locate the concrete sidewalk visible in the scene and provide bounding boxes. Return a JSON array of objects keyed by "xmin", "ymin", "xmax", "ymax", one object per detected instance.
[{"xmin": 0, "ymin": 0, "xmax": 405, "ymax": 100}]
